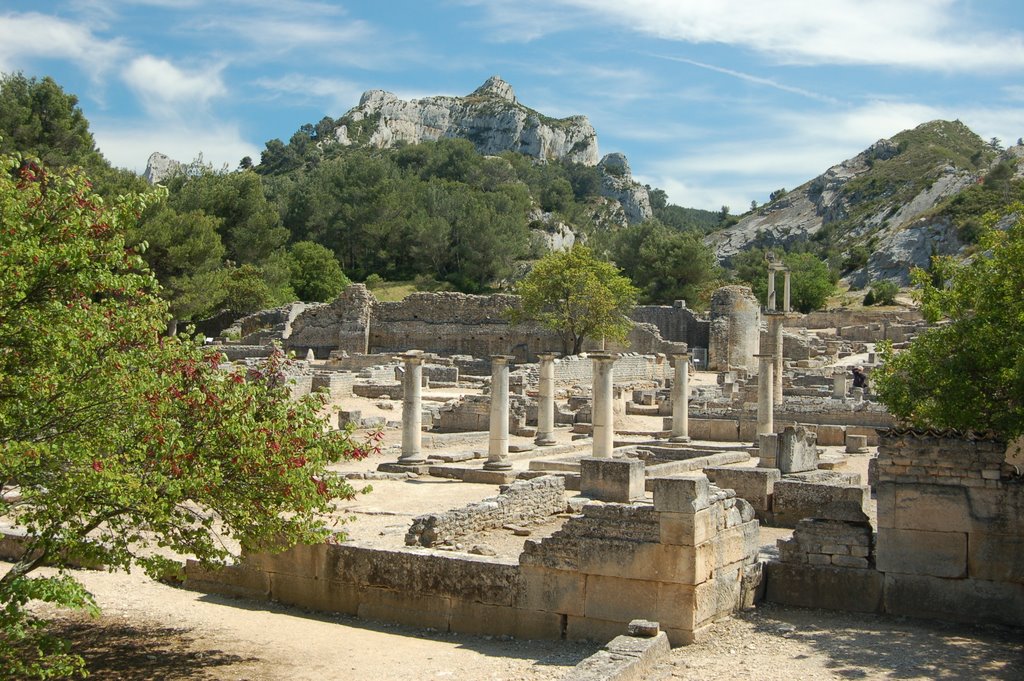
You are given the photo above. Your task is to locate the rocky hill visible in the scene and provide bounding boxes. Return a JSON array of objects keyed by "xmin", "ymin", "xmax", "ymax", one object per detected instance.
[
  {"xmin": 328, "ymin": 76, "xmax": 652, "ymax": 223},
  {"xmin": 706, "ymin": 120, "xmax": 1020, "ymax": 285}
]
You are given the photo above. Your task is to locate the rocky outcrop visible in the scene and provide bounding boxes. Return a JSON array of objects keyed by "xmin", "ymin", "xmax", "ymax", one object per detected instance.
[
  {"xmin": 334, "ymin": 76, "xmax": 599, "ymax": 165},
  {"xmin": 705, "ymin": 121, "xmax": 988, "ymax": 285},
  {"xmin": 598, "ymin": 153, "xmax": 652, "ymax": 223},
  {"xmin": 143, "ymin": 152, "xmax": 182, "ymax": 184}
]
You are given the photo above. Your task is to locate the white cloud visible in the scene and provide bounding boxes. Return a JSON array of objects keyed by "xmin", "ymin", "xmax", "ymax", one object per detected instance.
[
  {"xmin": 254, "ymin": 75, "xmax": 365, "ymax": 113},
  {"xmin": 91, "ymin": 119, "xmax": 260, "ymax": 173},
  {"xmin": 0, "ymin": 12, "xmax": 125, "ymax": 77},
  {"xmin": 478, "ymin": 0, "xmax": 1024, "ymax": 72},
  {"xmin": 122, "ymin": 56, "xmax": 227, "ymax": 117}
]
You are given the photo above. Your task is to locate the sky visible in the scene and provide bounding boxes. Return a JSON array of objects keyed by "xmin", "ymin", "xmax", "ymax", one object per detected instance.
[{"xmin": 3, "ymin": 1, "xmax": 1024, "ymax": 211}]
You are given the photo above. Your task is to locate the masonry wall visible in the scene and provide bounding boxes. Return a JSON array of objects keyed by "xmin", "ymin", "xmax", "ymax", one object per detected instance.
[
  {"xmin": 764, "ymin": 430, "xmax": 1024, "ymax": 627},
  {"xmin": 707, "ymin": 286, "xmax": 760, "ymax": 372},
  {"xmin": 631, "ymin": 303, "xmax": 710, "ymax": 353},
  {"xmin": 185, "ymin": 475, "xmax": 761, "ymax": 646},
  {"xmin": 874, "ymin": 430, "xmax": 1024, "ymax": 626}
]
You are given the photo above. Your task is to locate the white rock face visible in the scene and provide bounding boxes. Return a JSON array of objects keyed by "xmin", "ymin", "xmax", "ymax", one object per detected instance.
[
  {"xmin": 335, "ymin": 76, "xmax": 600, "ymax": 165},
  {"xmin": 597, "ymin": 153, "xmax": 652, "ymax": 223},
  {"xmin": 143, "ymin": 152, "xmax": 182, "ymax": 184}
]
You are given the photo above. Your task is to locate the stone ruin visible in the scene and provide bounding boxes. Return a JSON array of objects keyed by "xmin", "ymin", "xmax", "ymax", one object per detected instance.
[{"xmin": 166, "ymin": 275, "xmax": 1023, "ymax": 660}]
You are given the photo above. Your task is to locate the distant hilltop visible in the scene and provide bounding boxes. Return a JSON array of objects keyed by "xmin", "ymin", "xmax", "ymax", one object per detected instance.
[{"xmin": 335, "ymin": 75, "xmax": 600, "ymax": 165}]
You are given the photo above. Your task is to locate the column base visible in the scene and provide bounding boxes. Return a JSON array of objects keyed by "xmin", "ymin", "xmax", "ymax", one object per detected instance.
[
  {"xmin": 535, "ymin": 436, "xmax": 557, "ymax": 446},
  {"xmin": 482, "ymin": 460, "xmax": 513, "ymax": 471},
  {"xmin": 668, "ymin": 435, "xmax": 691, "ymax": 443},
  {"xmin": 377, "ymin": 461, "xmax": 431, "ymax": 474}
]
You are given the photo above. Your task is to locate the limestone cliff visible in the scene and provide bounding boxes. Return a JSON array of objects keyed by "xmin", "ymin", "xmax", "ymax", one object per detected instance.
[
  {"xmin": 334, "ymin": 76, "xmax": 599, "ymax": 165},
  {"xmin": 143, "ymin": 151, "xmax": 182, "ymax": 184},
  {"xmin": 705, "ymin": 120, "xmax": 997, "ymax": 285}
]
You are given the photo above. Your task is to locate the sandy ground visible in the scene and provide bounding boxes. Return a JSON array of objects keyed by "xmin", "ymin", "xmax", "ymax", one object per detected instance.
[{"xmin": 9, "ymin": 373, "xmax": 1023, "ymax": 679}]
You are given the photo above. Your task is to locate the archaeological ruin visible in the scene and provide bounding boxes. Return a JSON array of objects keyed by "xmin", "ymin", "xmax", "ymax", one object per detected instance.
[{"xmin": 25, "ymin": 265, "xmax": 1017, "ymax": 675}]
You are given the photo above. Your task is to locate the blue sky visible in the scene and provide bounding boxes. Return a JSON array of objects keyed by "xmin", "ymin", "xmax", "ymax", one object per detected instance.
[{"xmin": 3, "ymin": 1, "xmax": 1024, "ymax": 211}]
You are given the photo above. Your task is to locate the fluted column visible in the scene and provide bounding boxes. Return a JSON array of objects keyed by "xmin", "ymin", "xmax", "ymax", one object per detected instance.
[
  {"xmin": 591, "ymin": 353, "xmax": 619, "ymax": 458},
  {"xmin": 535, "ymin": 352, "xmax": 558, "ymax": 446},
  {"xmin": 670, "ymin": 353, "xmax": 691, "ymax": 442},
  {"xmin": 397, "ymin": 350, "xmax": 425, "ymax": 465},
  {"xmin": 756, "ymin": 353, "xmax": 774, "ymax": 439},
  {"xmin": 485, "ymin": 356, "xmax": 514, "ymax": 470},
  {"xmin": 767, "ymin": 267, "xmax": 777, "ymax": 311}
]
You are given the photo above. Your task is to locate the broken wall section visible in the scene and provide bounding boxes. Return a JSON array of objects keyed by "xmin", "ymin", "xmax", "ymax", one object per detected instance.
[{"xmin": 185, "ymin": 474, "xmax": 761, "ymax": 647}]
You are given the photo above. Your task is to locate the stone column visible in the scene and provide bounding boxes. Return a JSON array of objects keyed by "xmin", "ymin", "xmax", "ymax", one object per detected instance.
[
  {"xmin": 591, "ymin": 353, "xmax": 619, "ymax": 458},
  {"xmin": 766, "ymin": 313, "xmax": 784, "ymax": 405},
  {"xmin": 397, "ymin": 350, "xmax": 425, "ymax": 465},
  {"xmin": 670, "ymin": 353, "xmax": 691, "ymax": 442},
  {"xmin": 783, "ymin": 268, "xmax": 792, "ymax": 313},
  {"xmin": 767, "ymin": 267, "xmax": 777, "ymax": 311},
  {"xmin": 756, "ymin": 353, "xmax": 774, "ymax": 439},
  {"xmin": 485, "ymin": 355, "xmax": 514, "ymax": 471},
  {"xmin": 535, "ymin": 353, "xmax": 558, "ymax": 446}
]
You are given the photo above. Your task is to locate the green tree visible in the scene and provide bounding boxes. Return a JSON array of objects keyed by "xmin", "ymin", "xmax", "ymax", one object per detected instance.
[
  {"xmin": 289, "ymin": 241, "xmax": 351, "ymax": 301},
  {"xmin": 0, "ymin": 155, "xmax": 370, "ymax": 678},
  {"xmin": 612, "ymin": 220, "xmax": 722, "ymax": 307},
  {"xmin": 867, "ymin": 280, "xmax": 899, "ymax": 306},
  {"xmin": 511, "ymin": 246, "xmax": 639, "ymax": 355},
  {"xmin": 873, "ymin": 205, "xmax": 1024, "ymax": 438},
  {"xmin": 731, "ymin": 249, "xmax": 836, "ymax": 313}
]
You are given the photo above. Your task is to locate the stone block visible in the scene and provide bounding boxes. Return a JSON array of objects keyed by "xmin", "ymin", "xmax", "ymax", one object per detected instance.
[
  {"xmin": 847, "ymin": 426, "xmax": 880, "ymax": 446},
  {"xmin": 357, "ymin": 586, "xmax": 452, "ymax": 630},
  {"xmin": 875, "ymin": 481, "xmax": 895, "ymax": 529},
  {"xmin": 448, "ymin": 600, "xmax": 562, "ymax": 639},
  {"xmin": 893, "ymin": 484, "xmax": 971, "ymax": 533},
  {"xmin": 658, "ymin": 507, "xmax": 720, "ymax": 547},
  {"xmin": 764, "ymin": 562, "xmax": 883, "ymax": 613},
  {"xmin": 883, "ymin": 573, "xmax": 1024, "ymax": 627},
  {"xmin": 517, "ymin": 565, "xmax": 586, "ymax": 616},
  {"xmin": 771, "ymin": 481, "xmax": 869, "ymax": 527},
  {"xmin": 580, "ymin": 457, "xmax": 645, "ymax": 503},
  {"xmin": 652, "ymin": 474, "xmax": 710, "ymax": 513},
  {"xmin": 583, "ymin": 575, "xmax": 659, "ymax": 626},
  {"xmin": 707, "ymin": 418, "xmax": 740, "ymax": 441},
  {"xmin": 758, "ymin": 433, "xmax": 778, "ymax": 468},
  {"xmin": 704, "ymin": 467, "xmax": 781, "ymax": 512},
  {"xmin": 578, "ymin": 540, "xmax": 712, "ymax": 585},
  {"xmin": 814, "ymin": 424, "xmax": 847, "ymax": 447},
  {"xmin": 183, "ymin": 560, "xmax": 270, "ymax": 600},
  {"xmin": 875, "ymin": 528, "xmax": 967, "ymax": 578},
  {"xmin": 566, "ymin": 615, "xmax": 632, "ymax": 644},
  {"xmin": 242, "ymin": 542, "xmax": 327, "ymax": 579},
  {"xmin": 845, "ymin": 434, "xmax": 869, "ymax": 453},
  {"xmin": 777, "ymin": 426, "xmax": 818, "ymax": 474},
  {"xmin": 968, "ymin": 532, "xmax": 1024, "ymax": 583},
  {"xmin": 709, "ymin": 522, "xmax": 760, "ymax": 568}
]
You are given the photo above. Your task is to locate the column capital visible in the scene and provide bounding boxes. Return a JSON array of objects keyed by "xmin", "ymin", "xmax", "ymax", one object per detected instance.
[
  {"xmin": 491, "ymin": 355, "xmax": 515, "ymax": 365},
  {"xmin": 588, "ymin": 352, "xmax": 620, "ymax": 362},
  {"xmin": 395, "ymin": 349, "xmax": 425, "ymax": 364},
  {"xmin": 754, "ymin": 353, "xmax": 776, "ymax": 359},
  {"xmin": 536, "ymin": 352, "xmax": 560, "ymax": 360}
]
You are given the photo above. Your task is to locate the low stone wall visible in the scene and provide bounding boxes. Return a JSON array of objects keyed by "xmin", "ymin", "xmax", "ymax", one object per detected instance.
[
  {"xmin": 185, "ymin": 474, "xmax": 761, "ymax": 646},
  {"xmin": 765, "ymin": 430, "xmax": 1024, "ymax": 627},
  {"xmin": 406, "ymin": 476, "xmax": 567, "ymax": 547}
]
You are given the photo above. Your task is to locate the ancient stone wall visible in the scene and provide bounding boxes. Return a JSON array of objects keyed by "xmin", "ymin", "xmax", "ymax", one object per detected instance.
[
  {"xmin": 874, "ymin": 430, "xmax": 1023, "ymax": 626},
  {"xmin": 786, "ymin": 308, "xmax": 924, "ymax": 330},
  {"xmin": 406, "ymin": 476, "xmax": 566, "ymax": 547},
  {"xmin": 707, "ymin": 286, "xmax": 760, "ymax": 372},
  {"xmin": 765, "ymin": 430, "xmax": 1024, "ymax": 625},
  {"xmin": 631, "ymin": 303, "xmax": 710, "ymax": 352},
  {"xmin": 184, "ymin": 474, "xmax": 761, "ymax": 646}
]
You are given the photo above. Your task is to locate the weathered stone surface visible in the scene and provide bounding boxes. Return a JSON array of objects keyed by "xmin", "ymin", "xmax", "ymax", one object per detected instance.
[
  {"xmin": 580, "ymin": 457, "xmax": 645, "ymax": 503},
  {"xmin": 777, "ymin": 425, "xmax": 818, "ymax": 474},
  {"xmin": 652, "ymin": 475, "xmax": 710, "ymax": 513},
  {"xmin": 704, "ymin": 467, "xmax": 781, "ymax": 512},
  {"xmin": 765, "ymin": 562, "xmax": 883, "ymax": 613},
  {"xmin": 771, "ymin": 481, "xmax": 869, "ymax": 526},
  {"xmin": 563, "ymin": 631, "xmax": 670, "ymax": 681},
  {"xmin": 875, "ymin": 528, "xmax": 967, "ymax": 578},
  {"xmin": 708, "ymin": 286, "xmax": 760, "ymax": 372},
  {"xmin": 883, "ymin": 572, "xmax": 1024, "ymax": 627}
]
